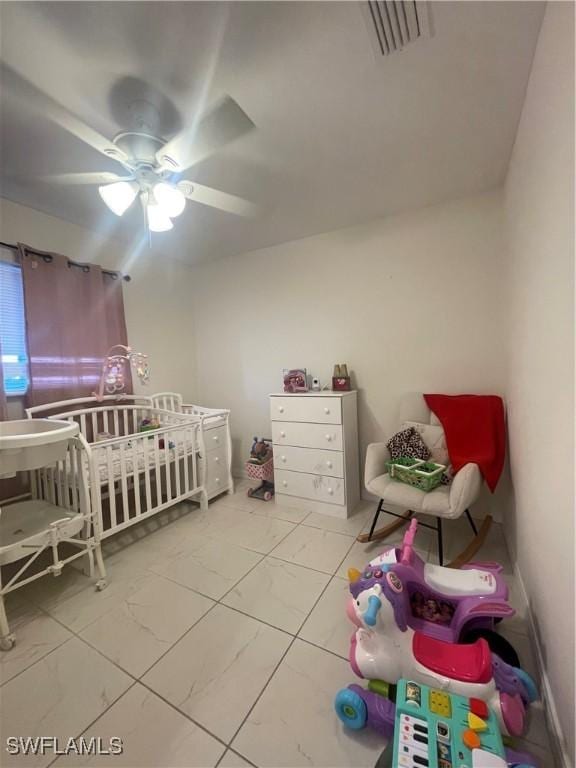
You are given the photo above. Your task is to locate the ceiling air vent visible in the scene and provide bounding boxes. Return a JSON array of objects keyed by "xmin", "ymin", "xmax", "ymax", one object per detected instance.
[{"xmin": 363, "ymin": 1, "xmax": 433, "ymax": 57}]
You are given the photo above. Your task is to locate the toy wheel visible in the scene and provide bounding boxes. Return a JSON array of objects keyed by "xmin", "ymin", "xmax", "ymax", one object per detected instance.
[
  {"xmin": 0, "ymin": 634, "xmax": 15, "ymax": 651},
  {"xmin": 461, "ymin": 628, "xmax": 520, "ymax": 668},
  {"xmin": 334, "ymin": 688, "xmax": 367, "ymax": 730},
  {"xmin": 264, "ymin": 491, "xmax": 272, "ymax": 501}
]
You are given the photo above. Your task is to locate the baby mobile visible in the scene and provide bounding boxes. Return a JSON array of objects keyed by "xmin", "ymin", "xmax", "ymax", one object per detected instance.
[{"xmin": 93, "ymin": 344, "xmax": 150, "ymax": 401}]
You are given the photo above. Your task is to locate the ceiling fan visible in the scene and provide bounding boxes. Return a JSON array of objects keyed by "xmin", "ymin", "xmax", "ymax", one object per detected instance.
[{"xmin": 2, "ymin": 64, "xmax": 258, "ymax": 233}]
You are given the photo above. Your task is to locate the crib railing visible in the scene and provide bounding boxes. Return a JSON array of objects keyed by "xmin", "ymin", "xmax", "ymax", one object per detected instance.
[
  {"xmin": 89, "ymin": 419, "xmax": 202, "ymax": 536},
  {"xmin": 150, "ymin": 392, "xmax": 183, "ymax": 413},
  {"xmin": 29, "ymin": 403, "xmax": 190, "ymax": 444}
]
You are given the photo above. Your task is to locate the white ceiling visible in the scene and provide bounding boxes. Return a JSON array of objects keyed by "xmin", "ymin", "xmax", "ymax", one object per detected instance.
[{"xmin": 0, "ymin": 1, "xmax": 544, "ymax": 265}]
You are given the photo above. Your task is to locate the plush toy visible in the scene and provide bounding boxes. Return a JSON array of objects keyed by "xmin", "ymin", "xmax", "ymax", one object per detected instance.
[{"xmin": 250, "ymin": 437, "xmax": 272, "ymax": 464}]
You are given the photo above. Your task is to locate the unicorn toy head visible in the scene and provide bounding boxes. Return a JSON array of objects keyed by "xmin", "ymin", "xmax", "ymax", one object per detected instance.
[{"xmin": 346, "ymin": 570, "xmax": 410, "ymax": 634}]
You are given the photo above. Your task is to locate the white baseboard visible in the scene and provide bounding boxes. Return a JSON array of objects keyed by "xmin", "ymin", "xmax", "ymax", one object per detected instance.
[{"xmin": 513, "ymin": 562, "xmax": 571, "ymax": 768}]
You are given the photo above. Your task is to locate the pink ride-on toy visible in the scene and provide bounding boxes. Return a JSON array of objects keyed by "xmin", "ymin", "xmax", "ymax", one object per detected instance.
[
  {"xmin": 348, "ymin": 519, "xmax": 520, "ymax": 665},
  {"xmin": 345, "ymin": 521, "xmax": 538, "ymax": 738}
]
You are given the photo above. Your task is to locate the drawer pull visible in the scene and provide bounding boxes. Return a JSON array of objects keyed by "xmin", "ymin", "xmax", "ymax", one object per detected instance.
[
  {"xmin": 327, "ymin": 461, "xmax": 333, "ymax": 469},
  {"xmin": 214, "ymin": 456, "xmax": 220, "ymax": 463},
  {"xmin": 280, "ymin": 431, "xmax": 286, "ymax": 438},
  {"xmin": 213, "ymin": 436, "xmax": 219, "ymax": 442},
  {"xmin": 324, "ymin": 407, "xmax": 330, "ymax": 414},
  {"xmin": 281, "ymin": 455, "xmax": 286, "ymax": 463},
  {"xmin": 282, "ymin": 480, "xmax": 288, "ymax": 487},
  {"xmin": 215, "ymin": 477, "xmax": 220, "ymax": 484},
  {"xmin": 325, "ymin": 434, "xmax": 332, "ymax": 442},
  {"xmin": 278, "ymin": 406, "xmax": 285, "ymax": 413},
  {"xmin": 328, "ymin": 488, "xmax": 333, "ymax": 495}
]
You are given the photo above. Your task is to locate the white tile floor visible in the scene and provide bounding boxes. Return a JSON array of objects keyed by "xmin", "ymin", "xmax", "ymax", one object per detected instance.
[{"xmin": 1, "ymin": 481, "xmax": 556, "ymax": 768}]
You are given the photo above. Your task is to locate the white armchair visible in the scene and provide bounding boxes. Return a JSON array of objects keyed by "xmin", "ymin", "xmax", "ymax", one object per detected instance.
[{"xmin": 363, "ymin": 394, "xmax": 485, "ymax": 565}]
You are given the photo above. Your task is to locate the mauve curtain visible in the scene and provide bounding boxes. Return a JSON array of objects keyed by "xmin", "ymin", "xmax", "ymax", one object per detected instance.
[{"xmin": 18, "ymin": 243, "xmax": 131, "ymax": 406}]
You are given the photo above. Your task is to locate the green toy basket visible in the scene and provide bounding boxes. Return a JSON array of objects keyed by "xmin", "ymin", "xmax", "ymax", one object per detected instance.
[{"xmin": 386, "ymin": 457, "xmax": 446, "ymax": 492}]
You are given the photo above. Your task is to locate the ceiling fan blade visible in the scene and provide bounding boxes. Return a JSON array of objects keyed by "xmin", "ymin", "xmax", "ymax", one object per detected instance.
[
  {"xmin": 39, "ymin": 172, "xmax": 130, "ymax": 186},
  {"xmin": 178, "ymin": 181, "xmax": 258, "ymax": 217},
  {"xmin": 1, "ymin": 64, "xmax": 128, "ymax": 166},
  {"xmin": 157, "ymin": 96, "xmax": 255, "ymax": 173}
]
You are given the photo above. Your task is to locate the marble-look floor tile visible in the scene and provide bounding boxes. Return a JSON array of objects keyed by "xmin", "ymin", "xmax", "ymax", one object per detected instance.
[
  {"xmin": 212, "ymin": 490, "xmax": 262, "ymax": 514},
  {"xmin": 0, "ymin": 602, "xmax": 72, "ymax": 685},
  {"xmin": 20, "ymin": 563, "xmax": 94, "ymax": 613},
  {"xmin": 54, "ymin": 684, "xmax": 225, "ymax": 767},
  {"xmin": 232, "ymin": 639, "xmax": 386, "ymax": 767},
  {"xmin": 521, "ymin": 700, "xmax": 555, "ymax": 750},
  {"xmin": 152, "ymin": 536, "xmax": 262, "ymax": 600},
  {"xmin": 249, "ymin": 500, "xmax": 310, "ymax": 524},
  {"xmin": 270, "ymin": 526, "xmax": 354, "ymax": 574},
  {"xmin": 218, "ymin": 750, "xmax": 254, "ymax": 768},
  {"xmin": 43, "ymin": 559, "xmax": 155, "ymax": 634},
  {"xmin": 301, "ymin": 506, "xmax": 373, "ymax": 537},
  {"xmin": 80, "ymin": 575, "xmax": 214, "ymax": 677},
  {"xmin": 143, "ymin": 604, "xmax": 291, "ymax": 743},
  {"xmin": 0, "ymin": 638, "xmax": 131, "ymax": 768},
  {"xmin": 222, "ymin": 557, "xmax": 330, "ymax": 633},
  {"xmin": 218, "ymin": 513, "xmax": 296, "ymax": 555},
  {"xmin": 298, "ymin": 577, "xmax": 352, "ymax": 658}
]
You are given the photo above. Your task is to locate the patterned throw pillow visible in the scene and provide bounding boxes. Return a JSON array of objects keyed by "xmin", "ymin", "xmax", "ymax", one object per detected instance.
[
  {"xmin": 402, "ymin": 421, "xmax": 449, "ymax": 465},
  {"xmin": 386, "ymin": 427, "xmax": 430, "ymax": 462}
]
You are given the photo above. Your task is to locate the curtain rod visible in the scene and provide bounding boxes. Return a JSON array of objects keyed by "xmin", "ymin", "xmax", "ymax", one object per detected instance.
[{"xmin": 0, "ymin": 241, "xmax": 131, "ymax": 282}]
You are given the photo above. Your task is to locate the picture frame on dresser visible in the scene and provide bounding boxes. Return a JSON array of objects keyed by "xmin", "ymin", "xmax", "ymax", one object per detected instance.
[{"xmin": 269, "ymin": 390, "xmax": 360, "ymax": 519}]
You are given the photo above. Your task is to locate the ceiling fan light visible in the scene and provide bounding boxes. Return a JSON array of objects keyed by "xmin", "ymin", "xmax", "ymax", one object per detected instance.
[
  {"xmin": 147, "ymin": 203, "xmax": 173, "ymax": 232},
  {"xmin": 153, "ymin": 182, "xmax": 186, "ymax": 218},
  {"xmin": 98, "ymin": 181, "xmax": 138, "ymax": 216}
]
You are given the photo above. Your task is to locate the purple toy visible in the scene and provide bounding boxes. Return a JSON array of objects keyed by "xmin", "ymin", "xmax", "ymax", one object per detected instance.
[{"xmin": 348, "ymin": 519, "xmax": 516, "ymax": 651}]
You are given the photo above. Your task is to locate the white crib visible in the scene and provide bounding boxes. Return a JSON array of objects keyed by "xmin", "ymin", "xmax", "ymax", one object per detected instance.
[
  {"xmin": 150, "ymin": 392, "xmax": 234, "ymax": 501},
  {"xmin": 26, "ymin": 394, "xmax": 231, "ymax": 540}
]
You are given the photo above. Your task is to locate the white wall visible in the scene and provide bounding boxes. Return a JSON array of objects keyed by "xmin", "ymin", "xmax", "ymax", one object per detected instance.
[
  {"xmin": 0, "ymin": 197, "xmax": 197, "ymax": 400},
  {"xmin": 190, "ymin": 189, "xmax": 508, "ymax": 513},
  {"xmin": 502, "ymin": 2, "xmax": 575, "ymax": 761}
]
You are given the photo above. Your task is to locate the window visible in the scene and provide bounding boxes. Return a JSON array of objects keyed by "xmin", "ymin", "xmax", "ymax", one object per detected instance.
[{"xmin": 0, "ymin": 261, "xmax": 29, "ymax": 395}]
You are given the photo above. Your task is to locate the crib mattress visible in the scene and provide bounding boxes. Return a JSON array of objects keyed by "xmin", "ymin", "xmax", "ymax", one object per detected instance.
[{"xmin": 86, "ymin": 439, "xmax": 196, "ymax": 485}]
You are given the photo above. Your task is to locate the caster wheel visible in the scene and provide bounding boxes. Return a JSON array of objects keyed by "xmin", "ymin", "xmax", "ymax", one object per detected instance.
[
  {"xmin": 96, "ymin": 579, "xmax": 108, "ymax": 592},
  {"xmin": 462, "ymin": 628, "xmax": 520, "ymax": 668},
  {"xmin": 334, "ymin": 688, "xmax": 367, "ymax": 730},
  {"xmin": 247, "ymin": 489, "xmax": 253, "ymax": 497},
  {"xmin": 0, "ymin": 634, "xmax": 15, "ymax": 651},
  {"xmin": 264, "ymin": 491, "xmax": 272, "ymax": 501}
]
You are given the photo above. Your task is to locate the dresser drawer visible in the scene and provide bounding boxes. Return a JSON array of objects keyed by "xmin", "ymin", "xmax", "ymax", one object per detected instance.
[
  {"xmin": 203, "ymin": 425, "xmax": 228, "ymax": 453},
  {"xmin": 274, "ymin": 469, "xmax": 345, "ymax": 505},
  {"xmin": 206, "ymin": 446, "xmax": 229, "ymax": 493},
  {"xmin": 272, "ymin": 421, "xmax": 343, "ymax": 451},
  {"xmin": 270, "ymin": 396, "xmax": 342, "ymax": 425},
  {"xmin": 274, "ymin": 446, "xmax": 344, "ymax": 478}
]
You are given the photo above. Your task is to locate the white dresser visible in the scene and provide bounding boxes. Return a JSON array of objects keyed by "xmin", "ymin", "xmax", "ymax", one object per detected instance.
[{"xmin": 270, "ymin": 391, "xmax": 360, "ymax": 518}]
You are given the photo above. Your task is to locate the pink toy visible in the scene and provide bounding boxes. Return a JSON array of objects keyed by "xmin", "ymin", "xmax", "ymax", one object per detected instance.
[
  {"xmin": 347, "ymin": 581, "xmax": 537, "ymax": 737},
  {"xmin": 345, "ymin": 522, "xmax": 538, "ymax": 738},
  {"xmin": 348, "ymin": 519, "xmax": 515, "ymax": 647}
]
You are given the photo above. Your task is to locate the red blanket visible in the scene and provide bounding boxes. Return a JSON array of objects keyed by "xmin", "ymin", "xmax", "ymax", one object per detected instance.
[{"xmin": 423, "ymin": 394, "xmax": 506, "ymax": 492}]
